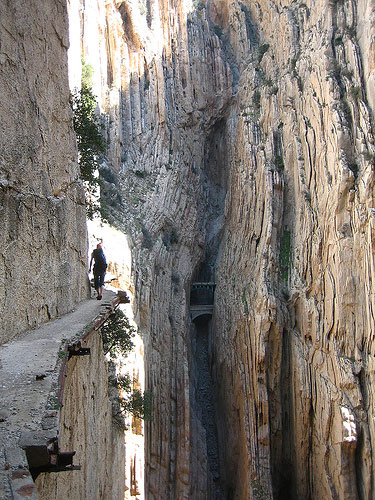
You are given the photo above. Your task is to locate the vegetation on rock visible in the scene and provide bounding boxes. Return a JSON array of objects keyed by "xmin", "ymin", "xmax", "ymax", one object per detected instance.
[
  {"xmin": 113, "ymin": 374, "xmax": 152, "ymax": 421},
  {"xmin": 70, "ymin": 59, "xmax": 106, "ymax": 218},
  {"xmin": 100, "ymin": 308, "xmax": 135, "ymax": 357},
  {"xmin": 279, "ymin": 230, "xmax": 291, "ymax": 282},
  {"xmin": 101, "ymin": 308, "xmax": 152, "ymax": 422}
]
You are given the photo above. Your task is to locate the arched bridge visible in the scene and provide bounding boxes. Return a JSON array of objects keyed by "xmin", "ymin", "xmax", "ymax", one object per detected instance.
[{"xmin": 190, "ymin": 282, "xmax": 216, "ymax": 321}]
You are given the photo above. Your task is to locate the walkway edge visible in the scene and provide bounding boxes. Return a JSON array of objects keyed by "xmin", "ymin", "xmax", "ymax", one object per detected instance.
[{"xmin": 2, "ymin": 290, "xmax": 129, "ymax": 499}]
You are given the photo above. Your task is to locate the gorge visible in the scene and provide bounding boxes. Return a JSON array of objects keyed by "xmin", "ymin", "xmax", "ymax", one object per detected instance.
[{"xmin": 2, "ymin": 0, "xmax": 375, "ymax": 499}]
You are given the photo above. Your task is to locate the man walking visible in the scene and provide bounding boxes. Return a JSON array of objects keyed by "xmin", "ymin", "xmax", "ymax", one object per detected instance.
[{"xmin": 89, "ymin": 242, "xmax": 107, "ymax": 300}]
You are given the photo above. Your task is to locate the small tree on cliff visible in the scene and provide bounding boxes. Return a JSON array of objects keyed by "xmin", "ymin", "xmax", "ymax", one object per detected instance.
[
  {"xmin": 70, "ymin": 60, "xmax": 106, "ymax": 217},
  {"xmin": 102, "ymin": 308, "xmax": 153, "ymax": 424},
  {"xmin": 100, "ymin": 308, "xmax": 136, "ymax": 357},
  {"xmin": 113, "ymin": 374, "xmax": 152, "ymax": 422}
]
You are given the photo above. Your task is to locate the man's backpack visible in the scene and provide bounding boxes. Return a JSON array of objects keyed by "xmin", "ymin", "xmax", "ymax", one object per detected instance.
[{"xmin": 93, "ymin": 248, "xmax": 107, "ymax": 272}]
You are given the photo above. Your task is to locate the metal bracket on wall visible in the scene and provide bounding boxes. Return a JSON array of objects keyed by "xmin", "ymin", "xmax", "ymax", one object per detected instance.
[
  {"xmin": 67, "ymin": 341, "xmax": 91, "ymax": 359},
  {"xmin": 19, "ymin": 431, "xmax": 81, "ymax": 480}
]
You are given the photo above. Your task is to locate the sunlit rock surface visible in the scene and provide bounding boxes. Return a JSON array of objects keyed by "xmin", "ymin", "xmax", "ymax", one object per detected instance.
[
  {"xmin": 76, "ymin": 0, "xmax": 375, "ymax": 498},
  {"xmin": 3, "ymin": 0, "xmax": 375, "ymax": 498}
]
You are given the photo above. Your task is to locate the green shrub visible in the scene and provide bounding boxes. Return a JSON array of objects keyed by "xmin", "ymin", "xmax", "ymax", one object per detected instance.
[
  {"xmin": 71, "ymin": 83, "xmax": 106, "ymax": 186},
  {"xmin": 349, "ymin": 86, "xmax": 361, "ymax": 101},
  {"xmin": 100, "ymin": 308, "xmax": 136, "ymax": 357},
  {"xmin": 345, "ymin": 25, "xmax": 356, "ymax": 39},
  {"xmin": 70, "ymin": 59, "xmax": 106, "ymax": 218},
  {"xmin": 341, "ymin": 68, "xmax": 353, "ymax": 80},
  {"xmin": 258, "ymin": 43, "xmax": 270, "ymax": 63},
  {"xmin": 279, "ymin": 230, "xmax": 291, "ymax": 282},
  {"xmin": 275, "ymin": 155, "xmax": 284, "ymax": 171},
  {"xmin": 112, "ymin": 374, "xmax": 153, "ymax": 421},
  {"xmin": 81, "ymin": 58, "xmax": 94, "ymax": 87},
  {"xmin": 104, "ymin": 310, "xmax": 152, "ymax": 424},
  {"xmin": 334, "ymin": 35, "xmax": 343, "ymax": 46},
  {"xmin": 342, "ymin": 97, "xmax": 352, "ymax": 125},
  {"xmin": 253, "ymin": 90, "xmax": 261, "ymax": 111}
]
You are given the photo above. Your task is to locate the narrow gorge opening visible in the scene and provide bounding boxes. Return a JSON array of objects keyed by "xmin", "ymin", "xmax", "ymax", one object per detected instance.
[
  {"xmin": 187, "ymin": 115, "xmax": 229, "ymax": 499},
  {"xmin": 190, "ymin": 282, "xmax": 224, "ymax": 499}
]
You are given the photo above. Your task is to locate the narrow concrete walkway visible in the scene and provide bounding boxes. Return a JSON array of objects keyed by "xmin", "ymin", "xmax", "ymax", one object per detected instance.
[{"xmin": 0, "ymin": 289, "xmax": 118, "ymax": 499}]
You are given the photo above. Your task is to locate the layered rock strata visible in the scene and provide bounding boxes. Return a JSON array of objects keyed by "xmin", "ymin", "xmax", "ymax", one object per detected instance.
[
  {"xmin": 79, "ymin": 1, "xmax": 232, "ymax": 495},
  {"xmin": 3, "ymin": 0, "xmax": 375, "ymax": 498},
  {"xmin": 85, "ymin": 0, "xmax": 375, "ymax": 497},
  {"xmin": 0, "ymin": 0, "xmax": 88, "ymax": 344},
  {"xmin": 211, "ymin": 1, "xmax": 375, "ymax": 498}
]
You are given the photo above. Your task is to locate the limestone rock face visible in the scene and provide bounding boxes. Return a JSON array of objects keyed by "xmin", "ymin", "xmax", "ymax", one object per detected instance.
[
  {"xmin": 212, "ymin": 1, "xmax": 375, "ymax": 498},
  {"xmin": 35, "ymin": 332, "xmax": 125, "ymax": 500},
  {"xmin": 0, "ymin": 0, "xmax": 88, "ymax": 344},
  {"xmin": 72, "ymin": 0, "xmax": 375, "ymax": 498}
]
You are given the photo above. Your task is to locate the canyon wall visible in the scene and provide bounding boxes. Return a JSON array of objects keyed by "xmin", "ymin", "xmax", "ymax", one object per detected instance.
[
  {"xmin": 35, "ymin": 331, "xmax": 126, "ymax": 500},
  {"xmin": 2, "ymin": 0, "xmax": 375, "ymax": 498},
  {"xmin": 0, "ymin": 0, "xmax": 88, "ymax": 344},
  {"xmin": 80, "ymin": 1, "xmax": 233, "ymax": 496},
  {"xmin": 84, "ymin": 0, "xmax": 375, "ymax": 498},
  {"xmin": 212, "ymin": 1, "xmax": 375, "ymax": 498}
]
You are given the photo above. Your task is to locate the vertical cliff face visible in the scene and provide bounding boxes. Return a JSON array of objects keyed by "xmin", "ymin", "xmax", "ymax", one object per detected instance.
[
  {"xmin": 34, "ymin": 332, "xmax": 126, "ymax": 500},
  {"xmin": 64, "ymin": 0, "xmax": 375, "ymax": 498},
  {"xmin": 211, "ymin": 1, "xmax": 375, "ymax": 498},
  {"xmin": 79, "ymin": 2, "xmax": 232, "ymax": 495},
  {"xmin": 0, "ymin": 0, "xmax": 88, "ymax": 344},
  {"xmin": 3, "ymin": 0, "xmax": 375, "ymax": 497}
]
